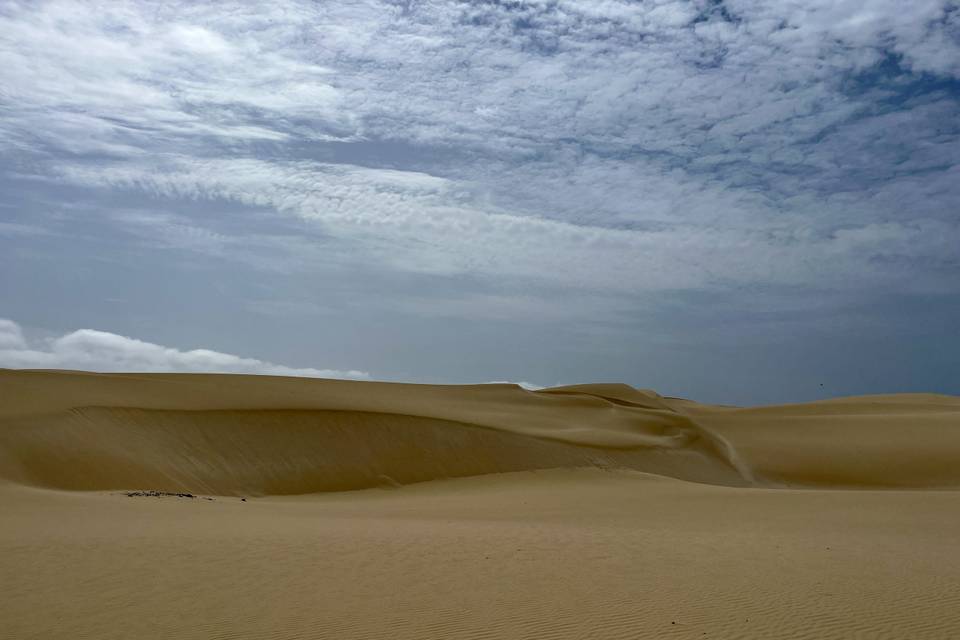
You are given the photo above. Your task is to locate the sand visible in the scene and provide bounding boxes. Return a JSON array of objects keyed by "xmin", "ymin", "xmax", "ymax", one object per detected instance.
[{"xmin": 2, "ymin": 369, "xmax": 959, "ymax": 639}]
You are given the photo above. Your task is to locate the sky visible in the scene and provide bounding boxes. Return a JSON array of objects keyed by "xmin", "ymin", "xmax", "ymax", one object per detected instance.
[{"xmin": 1, "ymin": 0, "xmax": 958, "ymax": 404}]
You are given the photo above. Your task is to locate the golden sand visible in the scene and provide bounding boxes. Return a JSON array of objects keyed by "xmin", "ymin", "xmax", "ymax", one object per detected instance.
[{"xmin": 2, "ymin": 369, "xmax": 959, "ymax": 638}]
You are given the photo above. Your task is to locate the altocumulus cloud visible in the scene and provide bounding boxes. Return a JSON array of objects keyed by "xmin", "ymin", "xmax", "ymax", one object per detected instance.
[
  {"xmin": 0, "ymin": 318, "xmax": 370, "ymax": 379},
  {"xmin": 2, "ymin": 0, "xmax": 958, "ymax": 299}
]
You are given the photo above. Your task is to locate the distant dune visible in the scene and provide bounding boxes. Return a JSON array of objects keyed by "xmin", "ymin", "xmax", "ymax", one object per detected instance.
[{"xmin": 2, "ymin": 369, "xmax": 960, "ymax": 639}]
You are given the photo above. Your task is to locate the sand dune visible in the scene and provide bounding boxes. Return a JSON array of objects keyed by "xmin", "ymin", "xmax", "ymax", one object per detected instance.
[
  {"xmin": 2, "ymin": 369, "xmax": 960, "ymax": 639},
  {"xmin": 679, "ymin": 394, "xmax": 960, "ymax": 488},
  {"xmin": 2, "ymin": 369, "xmax": 958, "ymax": 492},
  {"xmin": 0, "ymin": 371, "xmax": 745, "ymax": 493}
]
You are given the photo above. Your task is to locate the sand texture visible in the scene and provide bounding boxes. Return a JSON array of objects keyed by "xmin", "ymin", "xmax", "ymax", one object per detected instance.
[{"xmin": 2, "ymin": 369, "xmax": 960, "ymax": 638}]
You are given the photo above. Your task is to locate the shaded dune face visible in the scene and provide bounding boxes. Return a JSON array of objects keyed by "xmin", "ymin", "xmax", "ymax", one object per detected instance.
[
  {"xmin": 0, "ymin": 408, "xmax": 742, "ymax": 495},
  {"xmin": 0, "ymin": 370, "xmax": 959, "ymax": 494}
]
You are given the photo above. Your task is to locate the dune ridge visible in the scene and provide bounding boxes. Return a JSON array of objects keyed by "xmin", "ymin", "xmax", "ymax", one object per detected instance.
[{"xmin": 1, "ymin": 369, "xmax": 959, "ymax": 494}]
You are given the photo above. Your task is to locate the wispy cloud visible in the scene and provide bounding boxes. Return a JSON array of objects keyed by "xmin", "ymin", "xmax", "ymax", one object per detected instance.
[
  {"xmin": 2, "ymin": 0, "xmax": 955, "ymax": 300},
  {"xmin": 50, "ymin": 154, "xmax": 960, "ymax": 295}
]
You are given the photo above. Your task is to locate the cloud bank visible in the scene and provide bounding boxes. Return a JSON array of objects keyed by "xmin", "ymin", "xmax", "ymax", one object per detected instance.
[{"xmin": 0, "ymin": 318, "xmax": 369, "ymax": 379}]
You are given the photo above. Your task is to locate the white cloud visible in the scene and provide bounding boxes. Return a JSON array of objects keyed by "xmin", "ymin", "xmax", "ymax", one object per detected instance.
[
  {"xmin": 51, "ymin": 154, "xmax": 960, "ymax": 295},
  {"xmin": 3, "ymin": 0, "xmax": 956, "ymax": 160},
  {"xmin": 0, "ymin": 318, "xmax": 369, "ymax": 379},
  {"xmin": 483, "ymin": 381, "xmax": 546, "ymax": 391},
  {"xmin": 0, "ymin": 319, "xmax": 28, "ymax": 350},
  {"xmin": 1, "ymin": 0, "xmax": 958, "ymax": 302},
  {"xmin": 0, "ymin": 0, "xmax": 347, "ymax": 154},
  {"xmin": 0, "ymin": 318, "xmax": 551, "ymax": 388}
]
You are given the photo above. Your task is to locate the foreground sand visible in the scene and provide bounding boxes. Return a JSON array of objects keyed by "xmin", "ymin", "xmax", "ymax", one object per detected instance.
[{"xmin": 2, "ymin": 370, "xmax": 960, "ymax": 638}]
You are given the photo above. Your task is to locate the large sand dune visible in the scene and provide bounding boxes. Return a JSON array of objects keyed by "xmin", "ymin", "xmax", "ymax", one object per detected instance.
[
  {"xmin": 2, "ymin": 369, "xmax": 959, "ymax": 639},
  {"xmin": 2, "ymin": 369, "xmax": 958, "ymax": 492}
]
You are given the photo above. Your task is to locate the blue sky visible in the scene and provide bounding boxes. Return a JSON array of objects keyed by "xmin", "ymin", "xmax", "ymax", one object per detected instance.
[{"xmin": 1, "ymin": 0, "xmax": 958, "ymax": 403}]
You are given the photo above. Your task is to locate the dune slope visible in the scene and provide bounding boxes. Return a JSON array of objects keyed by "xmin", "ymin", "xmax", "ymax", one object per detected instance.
[
  {"xmin": 678, "ymin": 394, "xmax": 960, "ymax": 487},
  {"xmin": 1, "ymin": 369, "xmax": 959, "ymax": 492},
  {"xmin": 0, "ymin": 370, "xmax": 744, "ymax": 493}
]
